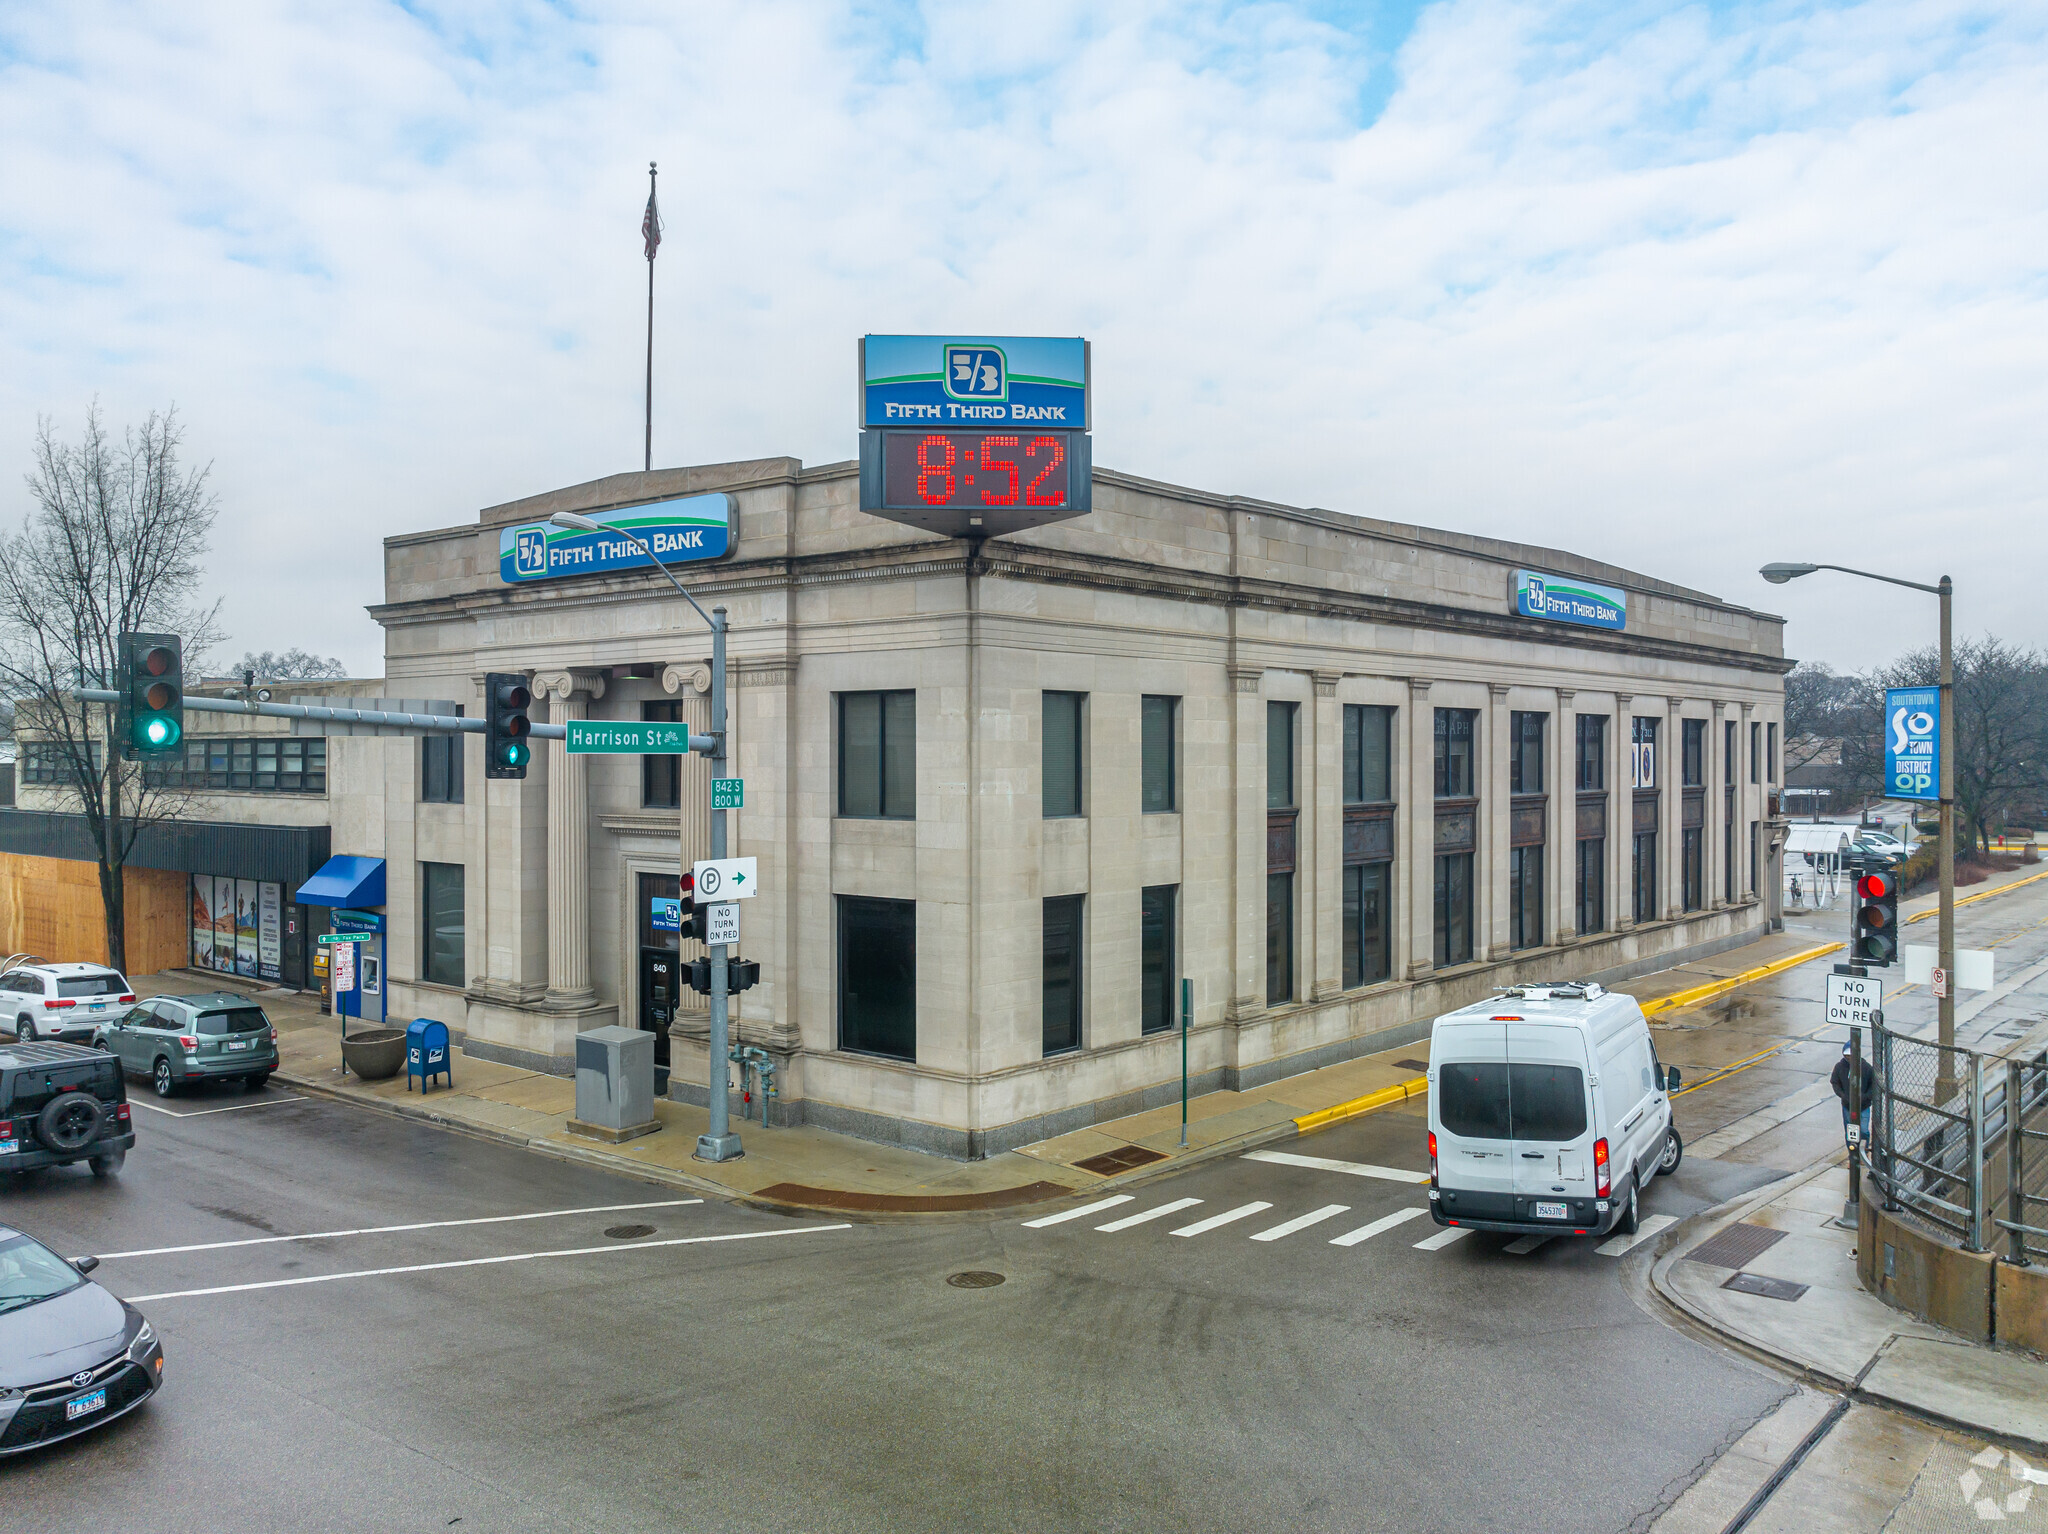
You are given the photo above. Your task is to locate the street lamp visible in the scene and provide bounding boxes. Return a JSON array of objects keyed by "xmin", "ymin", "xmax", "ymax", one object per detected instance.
[
  {"xmin": 550, "ymin": 511, "xmax": 742, "ymax": 1162},
  {"xmin": 1760, "ymin": 561, "xmax": 1956, "ymax": 1098}
]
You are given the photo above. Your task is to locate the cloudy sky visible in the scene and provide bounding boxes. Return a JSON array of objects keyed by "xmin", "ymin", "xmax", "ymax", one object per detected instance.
[{"xmin": 3, "ymin": 1, "xmax": 2043, "ymax": 675}]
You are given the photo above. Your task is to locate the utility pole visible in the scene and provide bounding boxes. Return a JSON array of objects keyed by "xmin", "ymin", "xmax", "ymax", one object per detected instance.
[
  {"xmin": 1936, "ymin": 575, "xmax": 1956, "ymax": 1103},
  {"xmin": 697, "ymin": 604, "xmax": 741, "ymax": 1162}
]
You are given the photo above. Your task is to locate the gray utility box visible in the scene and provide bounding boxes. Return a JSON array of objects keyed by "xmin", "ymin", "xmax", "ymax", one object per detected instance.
[{"xmin": 569, "ymin": 1026, "xmax": 661, "ymax": 1144}]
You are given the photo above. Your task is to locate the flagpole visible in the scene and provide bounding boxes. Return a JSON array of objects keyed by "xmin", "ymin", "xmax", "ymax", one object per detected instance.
[{"xmin": 644, "ymin": 160, "xmax": 657, "ymax": 473}]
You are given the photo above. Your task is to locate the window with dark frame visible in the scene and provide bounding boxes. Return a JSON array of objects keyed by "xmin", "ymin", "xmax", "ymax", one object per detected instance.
[
  {"xmin": 420, "ymin": 862, "xmax": 465, "ymax": 988},
  {"xmin": 1576, "ymin": 715, "xmax": 1607, "ymax": 791},
  {"xmin": 134, "ymin": 736, "xmax": 325, "ymax": 794},
  {"xmin": 839, "ymin": 691, "xmax": 916, "ymax": 819},
  {"xmin": 1682, "ymin": 719, "xmax": 1705, "ymax": 788},
  {"xmin": 1751, "ymin": 722, "xmax": 1760, "ymax": 784},
  {"xmin": 1043, "ymin": 692, "xmax": 1085, "ymax": 818},
  {"xmin": 1509, "ymin": 712, "xmax": 1545, "ymax": 794},
  {"xmin": 642, "ymin": 701, "xmax": 683, "ymax": 809},
  {"xmin": 1510, "ymin": 845, "xmax": 1543, "ymax": 950},
  {"xmin": 1042, "ymin": 895, "xmax": 1083, "ymax": 1055},
  {"xmin": 1141, "ymin": 885, "xmax": 1176, "ymax": 1034},
  {"xmin": 1267, "ymin": 870, "xmax": 1294, "ymax": 1003},
  {"xmin": 1434, "ymin": 709, "xmax": 1477, "ymax": 798},
  {"xmin": 421, "ymin": 709, "xmax": 465, "ymax": 804},
  {"xmin": 1767, "ymin": 723, "xmax": 1778, "ymax": 782},
  {"xmin": 1434, "ymin": 851, "xmax": 1474, "ymax": 967},
  {"xmin": 1682, "ymin": 827, "xmax": 1703, "ymax": 911},
  {"xmin": 1141, "ymin": 696, "xmax": 1178, "ymax": 813},
  {"xmin": 1344, "ymin": 705, "xmax": 1392, "ymax": 803},
  {"xmin": 1267, "ymin": 701, "xmax": 1296, "ymax": 809},
  {"xmin": 838, "ymin": 895, "xmax": 916, "ymax": 1060},
  {"xmin": 1576, "ymin": 713, "xmax": 1607, "ymax": 936},
  {"xmin": 1343, "ymin": 861, "xmax": 1392, "ymax": 988},
  {"xmin": 1267, "ymin": 701, "xmax": 1297, "ymax": 1005},
  {"xmin": 1577, "ymin": 837, "xmax": 1605, "ymax": 936}
]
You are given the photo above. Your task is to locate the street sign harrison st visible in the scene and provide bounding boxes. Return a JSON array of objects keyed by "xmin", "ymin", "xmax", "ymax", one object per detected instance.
[{"xmin": 566, "ymin": 720, "xmax": 693, "ymax": 755}]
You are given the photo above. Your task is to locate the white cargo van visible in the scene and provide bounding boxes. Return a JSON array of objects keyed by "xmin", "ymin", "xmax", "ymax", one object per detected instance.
[{"xmin": 1425, "ymin": 981, "xmax": 1682, "ymax": 1238}]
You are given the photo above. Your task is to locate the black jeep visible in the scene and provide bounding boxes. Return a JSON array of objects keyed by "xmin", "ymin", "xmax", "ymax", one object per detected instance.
[{"xmin": 0, "ymin": 1041, "xmax": 135, "ymax": 1179}]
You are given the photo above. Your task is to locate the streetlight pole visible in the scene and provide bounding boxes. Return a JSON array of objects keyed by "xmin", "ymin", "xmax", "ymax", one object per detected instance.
[
  {"xmin": 1760, "ymin": 562, "xmax": 1956, "ymax": 1097},
  {"xmin": 550, "ymin": 512, "xmax": 742, "ymax": 1160}
]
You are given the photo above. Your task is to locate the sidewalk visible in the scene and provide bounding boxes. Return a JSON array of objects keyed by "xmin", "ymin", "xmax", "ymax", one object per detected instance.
[
  {"xmin": 128, "ymin": 922, "xmax": 1844, "ymax": 1218},
  {"xmin": 1648, "ymin": 1154, "xmax": 2048, "ymax": 1454}
]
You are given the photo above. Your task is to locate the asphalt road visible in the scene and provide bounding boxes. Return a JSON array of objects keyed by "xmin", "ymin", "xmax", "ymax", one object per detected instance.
[{"xmin": 8, "ymin": 876, "xmax": 2044, "ymax": 1534}]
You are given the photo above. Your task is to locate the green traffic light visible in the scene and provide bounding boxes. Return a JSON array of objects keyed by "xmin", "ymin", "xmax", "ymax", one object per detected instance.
[
  {"xmin": 501, "ymin": 743, "xmax": 528, "ymax": 767},
  {"xmin": 138, "ymin": 715, "xmax": 179, "ymax": 749}
]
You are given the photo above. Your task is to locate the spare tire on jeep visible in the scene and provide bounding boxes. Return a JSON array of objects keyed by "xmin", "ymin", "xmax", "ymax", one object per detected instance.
[{"xmin": 37, "ymin": 1092, "xmax": 104, "ymax": 1153}]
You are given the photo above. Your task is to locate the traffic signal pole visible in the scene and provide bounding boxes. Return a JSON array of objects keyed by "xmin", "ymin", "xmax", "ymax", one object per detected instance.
[
  {"xmin": 697, "ymin": 604, "xmax": 742, "ymax": 1162},
  {"xmin": 1936, "ymin": 575, "xmax": 1957, "ymax": 1104}
]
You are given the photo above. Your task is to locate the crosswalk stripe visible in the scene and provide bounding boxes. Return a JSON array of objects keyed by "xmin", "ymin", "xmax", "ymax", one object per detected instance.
[
  {"xmin": 1413, "ymin": 1226, "xmax": 1471, "ymax": 1251},
  {"xmin": 1250, "ymin": 1204, "xmax": 1351, "ymax": 1242},
  {"xmin": 1502, "ymin": 1234, "xmax": 1552, "ymax": 1255},
  {"xmin": 1243, "ymin": 1150, "xmax": 1429, "ymax": 1184},
  {"xmin": 1022, "ymin": 1195, "xmax": 1134, "ymax": 1229},
  {"xmin": 1329, "ymin": 1206, "xmax": 1428, "ymax": 1247},
  {"xmin": 1170, "ymin": 1201, "xmax": 1273, "ymax": 1237},
  {"xmin": 1595, "ymin": 1213, "xmax": 1675, "ymax": 1256},
  {"xmin": 1096, "ymin": 1198, "xmax": 1203, "ymax": 1232}
]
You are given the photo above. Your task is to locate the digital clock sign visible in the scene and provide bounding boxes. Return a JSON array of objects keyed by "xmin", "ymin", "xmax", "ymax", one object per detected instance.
[{"xmin": 859, "ymin": 428, "xmax": 1092, "ymax": 538}]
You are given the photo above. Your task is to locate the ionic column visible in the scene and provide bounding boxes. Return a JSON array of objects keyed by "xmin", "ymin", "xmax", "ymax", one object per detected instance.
[{"xmin": 534, "ymin": 668, "xmax": 606, "ymax": 1009}]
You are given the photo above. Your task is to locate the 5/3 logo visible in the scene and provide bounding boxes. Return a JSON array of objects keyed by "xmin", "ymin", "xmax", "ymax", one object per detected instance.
[
  {"xmin": 514, "ymin": 528, "xmax": 548, "ymax": 578},
  {"xmin": 944, "ymin": 345, "xmax": 1007, "ymax": 401}
]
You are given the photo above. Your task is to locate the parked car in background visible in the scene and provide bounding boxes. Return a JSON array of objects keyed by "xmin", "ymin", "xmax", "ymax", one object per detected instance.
[
  {"xmin": 0, "ymin": 1223, "xmax": 163, "ymax": 1455},
  {"xmin": 0, "ymin": 963, "xmax": 136, "ymax": 1045},
  {"xmin": 96, "ymin": 993, "xmax": 278, "ymax": 1097},
  {"xmin": 1850, "ymin": 829, "xmax": 1910, "ymax": 862},
  {"xmin": 0, "ymin": 1041, "xmax": 134, "ymax": 1179}
]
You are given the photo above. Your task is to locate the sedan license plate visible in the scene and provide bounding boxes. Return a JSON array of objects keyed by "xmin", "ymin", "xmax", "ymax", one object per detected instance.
[
  {"xmin": 65, "ymin": 1387, "xmax": 107, "ymax": 1421},
  {"xmin": 226, "ymin": 1039, "xmax": 252, "ymax": 1051},
  {"xmin": 1533, "ymin": 1201, "xmax": 1570, "ymax": 1221}
]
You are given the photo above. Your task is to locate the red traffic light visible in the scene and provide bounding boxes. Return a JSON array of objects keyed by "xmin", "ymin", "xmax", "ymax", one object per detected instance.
[
  {"xmin": 1857, "ymin": 872, "xmax": 1894, "ymax": 900},
  {"xmin": 141, "ymin": 645, "xmax": 174, "ymax": 677}
]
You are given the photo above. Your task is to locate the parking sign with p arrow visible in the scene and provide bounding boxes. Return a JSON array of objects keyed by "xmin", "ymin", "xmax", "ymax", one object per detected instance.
[{"xmin": 691, "ymin": 856, "xmax": 758, "ymax": 900}]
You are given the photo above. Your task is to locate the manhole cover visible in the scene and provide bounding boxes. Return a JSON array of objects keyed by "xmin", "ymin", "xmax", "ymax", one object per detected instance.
[
  {"xmin": 1074, "ymin": 1145, "xmax": 1167, "ymax": 1176},
  {"xmin": 1722, "ymin": 1270, "xmax": 1809, "ymax": 1303},
  {"xmin": 946, "ymin": 1270, "xmax": 1006, "ymax": 1289},
  {"xmin": 605, "ymin": 1224, "xmax": 656, "ymax": 1240},
  {"xmin": 1684, "ymin": 1221, "xmax": 1787, "ymax": 1270}
]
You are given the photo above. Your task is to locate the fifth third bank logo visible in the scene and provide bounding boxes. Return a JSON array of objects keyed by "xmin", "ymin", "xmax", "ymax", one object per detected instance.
[
  {"xmin": 514, "ymin": 528, "xmax": 548, "ymax": 578},
  {"xmin": 945, "ymin": 345, "xmax": 1006, "ymax": 400}
]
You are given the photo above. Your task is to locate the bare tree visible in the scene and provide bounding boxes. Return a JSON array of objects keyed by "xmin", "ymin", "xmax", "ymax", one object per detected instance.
[
  {"xmin": 231, "ymin": 648, "xmax": 350, "ymax": 681},
  {"xmin": 0, "ymin": 405, "xmax": 223, "ymax": 971}
]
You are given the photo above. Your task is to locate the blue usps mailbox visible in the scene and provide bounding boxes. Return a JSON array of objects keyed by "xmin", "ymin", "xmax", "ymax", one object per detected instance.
[{"xmin": 406, "ymin": 1017, "xmax": 452, "ymax": 1093}]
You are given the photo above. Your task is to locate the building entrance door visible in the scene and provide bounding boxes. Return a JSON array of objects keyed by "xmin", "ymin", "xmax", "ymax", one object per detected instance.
[{"xmin": 637, "ymin": 872, "xmax": 682, "ymax": 1093}]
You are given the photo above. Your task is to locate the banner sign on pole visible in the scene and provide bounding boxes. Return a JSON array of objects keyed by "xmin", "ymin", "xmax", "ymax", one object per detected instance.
[
  {"xmin": 1884, "ymin": 686, "xmax": 1939, "ymax": 801},
  {"xmin": 499, "ymin": 493, "xmax": 734, "ymax": 583}
]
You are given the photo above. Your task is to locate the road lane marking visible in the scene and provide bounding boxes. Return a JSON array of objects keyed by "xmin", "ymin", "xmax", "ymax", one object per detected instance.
[
  {"xmin": 1096, "ymin": 1198, "xmax": 1201, "ymax": 1232},
  {"xmin": 1170, "ymin": 1202, "xmax": 1273, "ymax": 1237},
  {"xmin": 1414, "ymin": 1226, "xmax": 1471, "ymax": 1251},
  {"xmin": 1243, "ymin": 1150, "xmax": 1429, "ymax": 1184},
  {"xmin": 130, "ymin": 1096, "xmax": 307, "ymax": 1118},
  {"xmin": 1329, "ymin": 1206, "xmax": 1428, "ymax": 1247},
  {"xmin": 93, "ymin": 1200, "xmax": 706, "ymax": 1261},
  {"xmin": 1502, "ymin": 1235, "xmax": 1552, "ymax": 1254},
  {"xmin": 121, "ymin": 1223, "xmax": 853, "ymax": 1302},
  {"xmin": 1022, "ymin": 1196, "xmax": 1133, "ymax": 1228},
  {"xmin": 1596, "ymin": 1214, "xmax": 1676, "ymax": 1256},
  {"xmin": 1250, "ymin": 1204, "xmax": 1351, "ymax": 1241}
]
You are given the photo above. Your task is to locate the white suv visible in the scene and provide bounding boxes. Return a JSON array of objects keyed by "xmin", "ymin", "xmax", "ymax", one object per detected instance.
[{"xmin": 0, "ymin": 962, "xmax": 137, "ymax": 1044}]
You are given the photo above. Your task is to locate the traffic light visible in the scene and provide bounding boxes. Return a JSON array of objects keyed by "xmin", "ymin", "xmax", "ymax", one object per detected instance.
[
  {"xmin": 688, "ymin": 956, "xmax": 759, "ymax": 994},
  {"xmin": 1853, "ymin": 868, "xmax": 1899, "ymax": 966},
  {"xmin": 678, "ymin": 871, "xmax": 701, "ymax": 944},
  {"xmin": 117, "ymin": 632, "xmax": 183, "ymax": 760},
  {"xmin": 484, "ymin": 672, "xmax": 531, "ymax": 779}
]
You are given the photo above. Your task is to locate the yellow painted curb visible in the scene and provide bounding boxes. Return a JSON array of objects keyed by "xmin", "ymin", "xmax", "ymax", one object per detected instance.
[
  {"xmin": 1637, "ymin": 941, "xmax": 1844, "ymax": 1018},
  {"xmin": 1293, "ymin": 1075, "xmax": 1426, "ymax": 1134},
  {"xmin": 1904, "ymin": 865, "xmax": 2048, "ymax": 923}
]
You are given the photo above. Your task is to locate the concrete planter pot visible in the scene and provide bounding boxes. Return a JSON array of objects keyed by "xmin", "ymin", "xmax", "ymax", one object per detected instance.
[{"xmin": 340, "ymin": 1028, "xmax": 408, "ymax": 1081}]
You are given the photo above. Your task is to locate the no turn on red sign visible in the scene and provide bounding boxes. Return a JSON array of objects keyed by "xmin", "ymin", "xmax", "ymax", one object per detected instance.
[{"xmin": 1825, "ymin": 971, "xmax": 1882, "ymax": 1028}]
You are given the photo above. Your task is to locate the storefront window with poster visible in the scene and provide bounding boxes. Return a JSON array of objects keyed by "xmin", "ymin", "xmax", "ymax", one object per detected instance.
[{"xmin": 190, "ymin": 872, "xmax": 287, "ymax": 983}]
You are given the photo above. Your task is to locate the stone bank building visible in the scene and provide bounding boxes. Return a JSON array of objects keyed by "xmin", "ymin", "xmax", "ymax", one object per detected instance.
[{"xmin": 6, "ymin": 457, "xmax": 1794, "ymax": 1158}]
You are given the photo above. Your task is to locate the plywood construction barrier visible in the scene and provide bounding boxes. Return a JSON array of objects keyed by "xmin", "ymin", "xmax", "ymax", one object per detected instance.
[{"xmin": 0, "ymin": 852, "xmax": 188, "ymax": 976}]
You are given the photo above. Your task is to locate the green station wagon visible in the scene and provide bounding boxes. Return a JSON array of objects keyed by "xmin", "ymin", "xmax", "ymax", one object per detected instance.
[{"xmin": 94, "ymin": 994, "xmax": 279, "ymax": 1098}]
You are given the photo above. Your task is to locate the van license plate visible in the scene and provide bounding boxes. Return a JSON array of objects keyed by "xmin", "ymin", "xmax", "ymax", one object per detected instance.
[
  {"xmin": 66, "ymin": 1388, "xmax": 107, "ymax": 1421},
  {"xmin": 1533, "ymin": 1201, "xmax": 1569, "ymax": 1221}
]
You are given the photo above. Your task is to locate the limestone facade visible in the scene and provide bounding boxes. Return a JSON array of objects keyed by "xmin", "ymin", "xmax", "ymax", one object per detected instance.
[{"xmin": 357, "ymin": 457, "xmax": 1791, "ymax": 1157}]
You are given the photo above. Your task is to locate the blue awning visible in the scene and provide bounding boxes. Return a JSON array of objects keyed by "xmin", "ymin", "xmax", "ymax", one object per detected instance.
[{"xmin": 296, "ymin": 856, "xmax": 386, "ymax": 908}]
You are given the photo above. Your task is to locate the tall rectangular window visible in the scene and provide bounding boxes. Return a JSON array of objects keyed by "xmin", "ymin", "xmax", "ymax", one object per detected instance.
[
  {"xmin": 1343, "ymin": 861, "xmax": 1391, "ymax": 988},
  {"xmin": 1630, "ymin": 717, "xmax": 1658, "ymax": 788},
  {"xmin": 1576, "ymin": 715, "xmax": 1607, "ymax": 791},
  {"xmin": 1042, "ymin": 692, "xmax": 1084, "ymax": 817},
  {"xmin": 1724, "ymin": 720, "xmax": 1737, "ymax": 784},
  {"xmin": 1141, "ymin": 696, "xmax": 1178, "ymax": 813},
  {"xmin": 1509, "ymin": 844, "xmax": 1543, "ymax": 950},
  {"xmin": 1750, "ymin": 722, "xmax": 1760, "ymax": 784},
  {"xmin": 1267, "ymin": 701, "xmax": 1296, "ymax": 808},
  {"xmin": 1266, "ymin": 871, "xmax": 1294, "ymax": 1003},
  {"xmin": 420, "ymin": 862, "xmax": 465, "ymax": 987},
  {"xmin": 1767, "ymin": 723, "xmax": 1778, "ymax": 782},
  {"xmin": 1434, "ymin": 709, "xmax": 1477, "ymax": 797},
  {"xmin": 1042, "ymin": 895, "xmax": 1083, "ymax": 1055},
  {"xmin": 1682, "ymin": 719, "xmax": 1705, "ymax": 788},
  {"xmin": 1577, "ymin": 838, "xmax": 1605, "ymax": 935},
  {"xmin": 1683, "ymin": 827, "xmax": 1703, "ymax": 911},
  {"xmin": 421, "ymin": 711, "xmax": 465, "ymax": 804},
  {"xmin": 1509, "ymin": 712, "xmax": 1546, "ymax": 794},
  {"xmin": 1141, "ymin": 885, "xmax": 1176, "ymax": 1035},
  {"xmin": 1633, "ymin": 830, "xmax": 1659, "ymax": 923},
  {"xmin": 642, "ymin": 701, "xmax": 682, "ymax": 808},
  {"xmin": 839, "ymin": 691, "xmax": 916, "ymax": 819},
  {"xmin": 1434, "ymin": 853, "xmax": 1474, "ymax": 966},
  {"xmin": 1724, "ymin": 808, "xmax": 1736, "ymax": 903},
  {"xmin": 1749, "ymin": 820, "xmax": 1759, "ymax": 893},
  {"xmin": 839, "ymin": 896, "xmax": 915, "ymax": 1060},
  {"xmin": 1344, "ymin": 705, "xmax": 1393, "ymax": 803}
]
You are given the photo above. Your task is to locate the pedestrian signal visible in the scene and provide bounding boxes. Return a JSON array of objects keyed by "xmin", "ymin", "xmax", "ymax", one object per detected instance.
[{"xmin": 1853, "ymin": 870, "xmax": 1898, "ymax": 966}]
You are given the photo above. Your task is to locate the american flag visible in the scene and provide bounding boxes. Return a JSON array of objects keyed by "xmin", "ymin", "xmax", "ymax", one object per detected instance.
[{"xmin": 642, "ymin": 181, "xmax": 662, "ymax": 262}]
